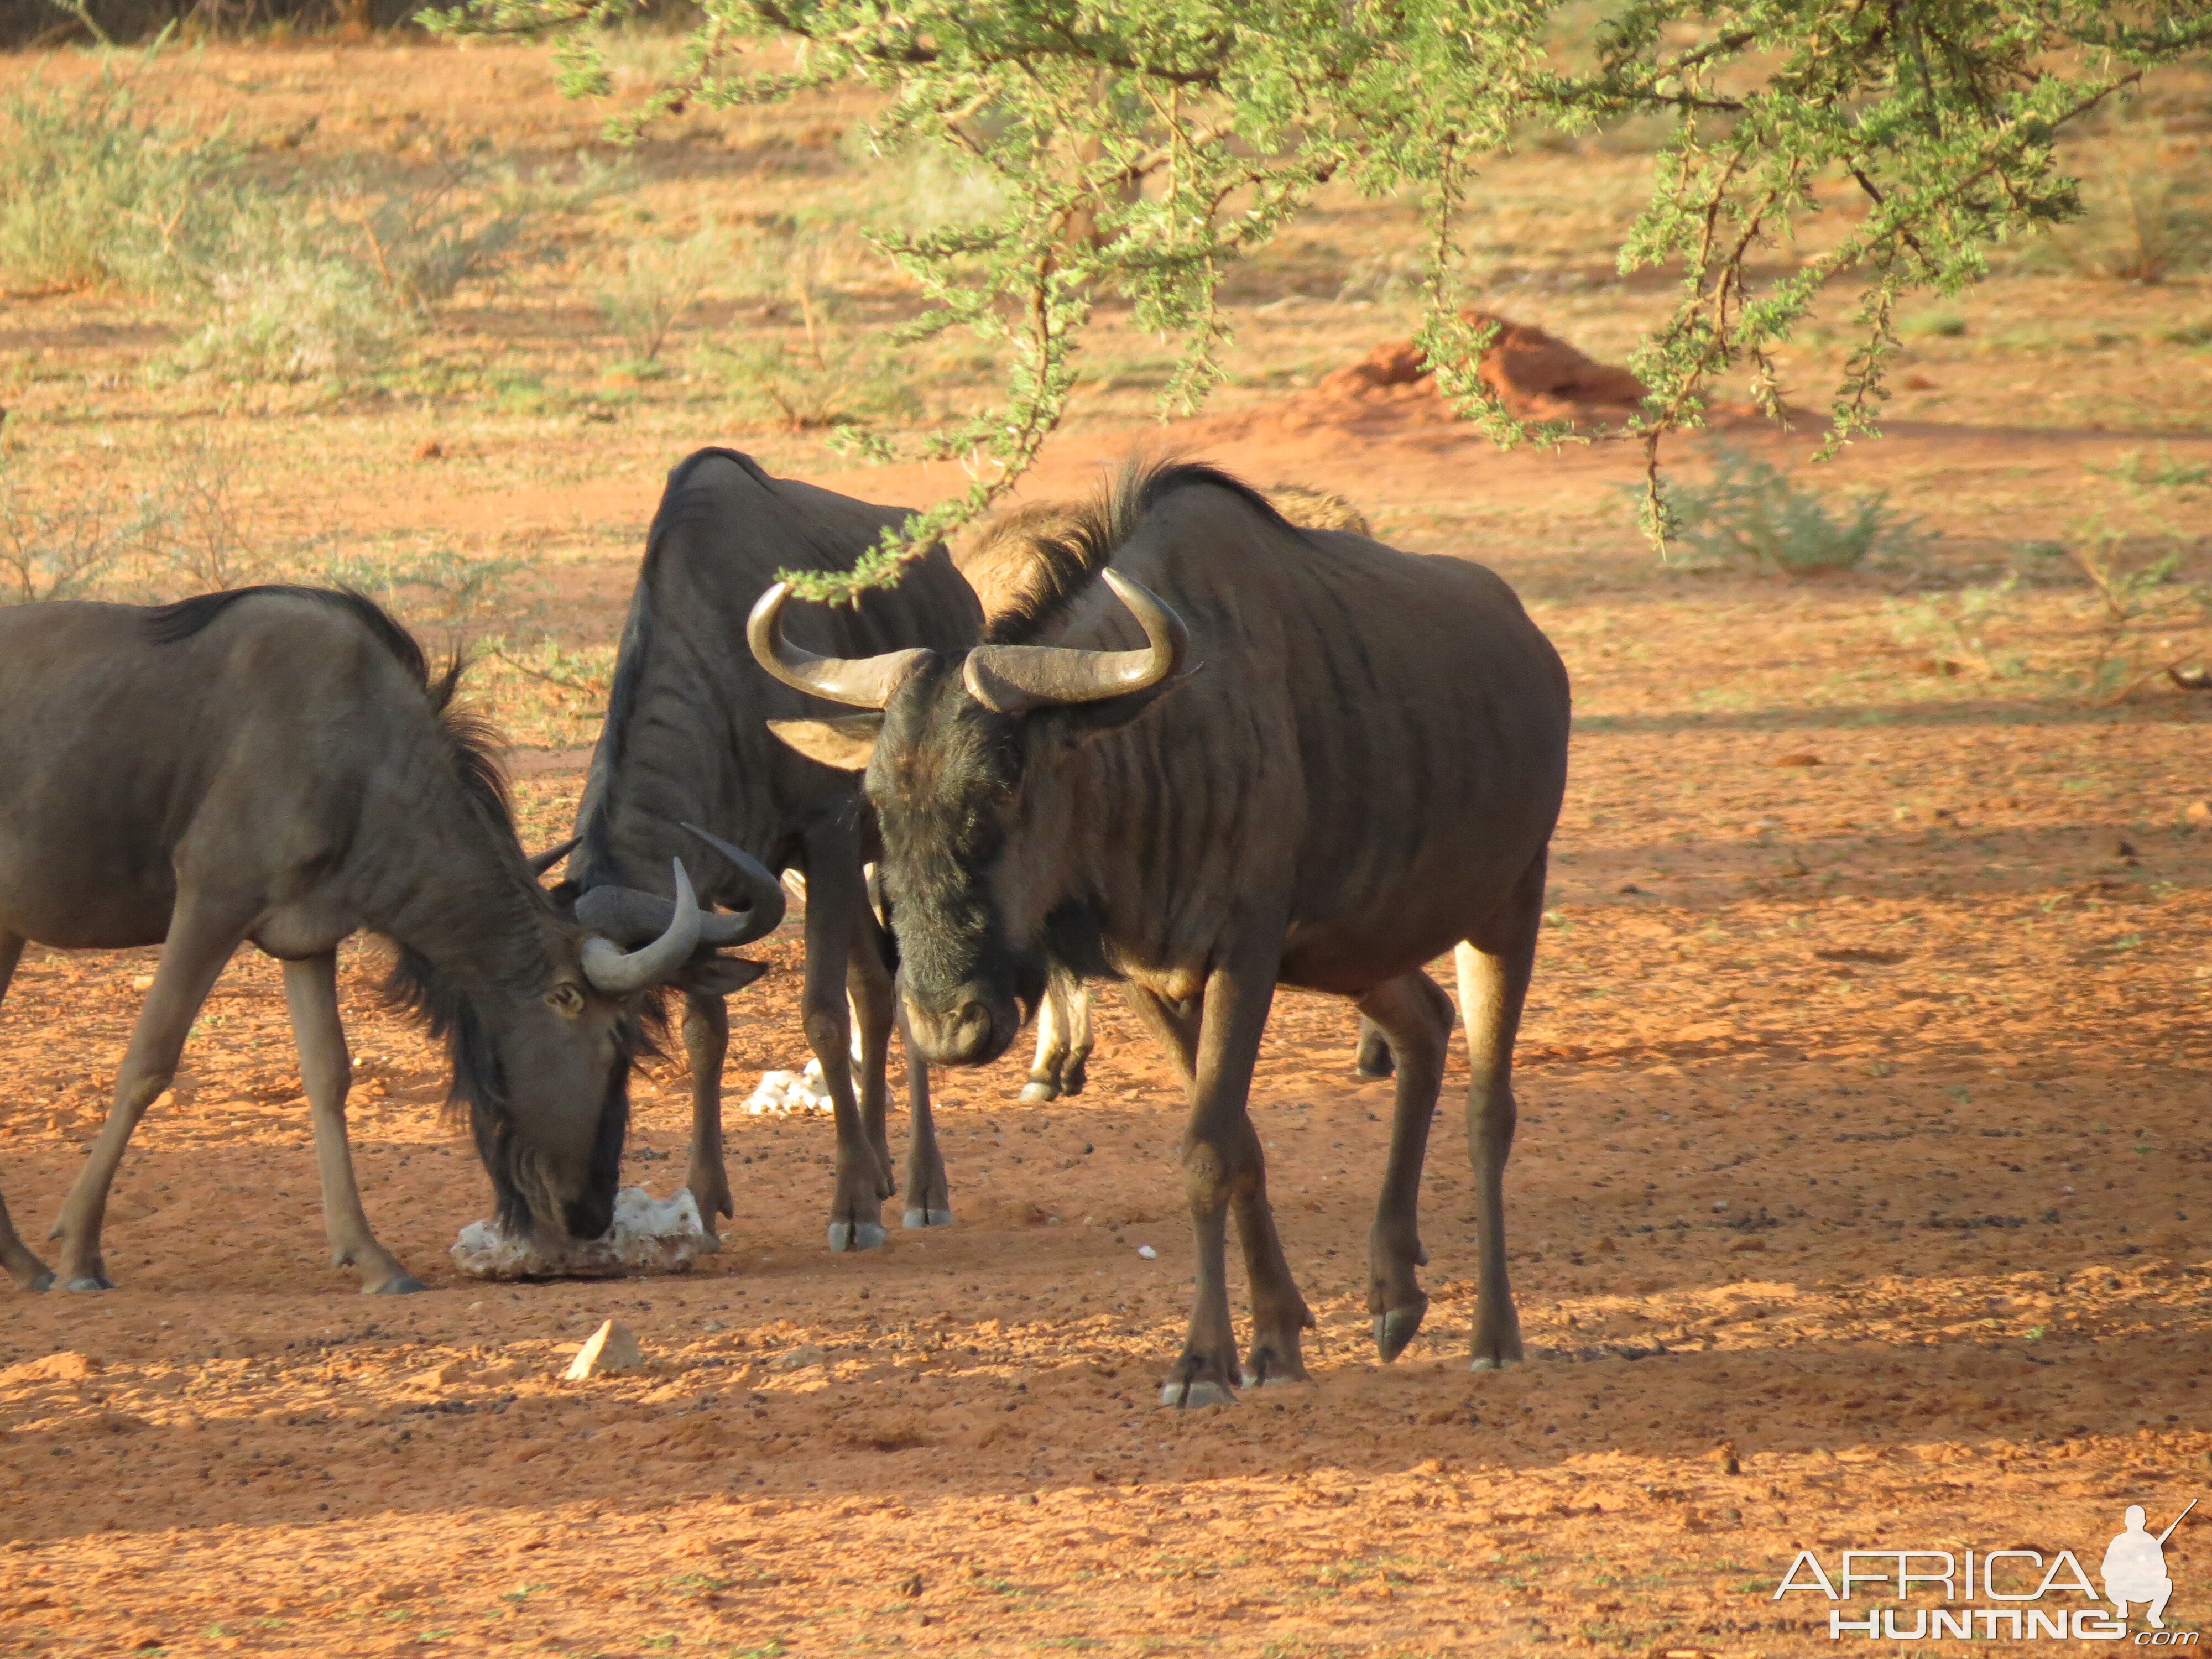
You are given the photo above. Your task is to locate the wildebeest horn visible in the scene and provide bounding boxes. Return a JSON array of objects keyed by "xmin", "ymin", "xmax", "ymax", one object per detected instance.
[
  {"xmin": 961, "ymin": 570, "xmax": 1191, "ymax": 716},
  {"xmin": 747, "ymin": 581, "xmax": 932, "ymax": 711},
  {"xmin": 580, "ymin": 859, "xmax": 703, "ymax": 994},
  {"xmin": 526, "ymin": 836, "xmax": 580, "ymax": 877},
  {"xmin": 572, "ymin": 832, "xmax": 784, "ymax": 949},
  {"xmin": 680, "ymin": 822, "xmax": 787, "ymax": 943}
]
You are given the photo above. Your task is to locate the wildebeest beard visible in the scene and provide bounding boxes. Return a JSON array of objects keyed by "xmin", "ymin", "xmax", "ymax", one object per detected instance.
[
  {"xmin": 872, "ymin": 687, "xmax": 1051, "ymax": 1037},
  {"xmin": 383, "ymin": 945, "xmax": 657, "ymax": 1241}
]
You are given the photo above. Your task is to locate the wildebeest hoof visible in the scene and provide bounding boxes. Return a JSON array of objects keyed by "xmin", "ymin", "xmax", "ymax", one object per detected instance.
[
  {"xmin": 1160, "ymin": 1378, "xmax": 1237, "ymax": 1408},
  {"xmin": 902, "ymin": 1207, "xmax": 954, "ymax": 1229},
  {"xmin": 1469, "ymin": 1352, "xmax": 1520, "ymax": 1373},
  {"xmin": 1374, "ymin": 1302, "xmax": 1428, "ymax": 1363},
  {"xmin": 25, "ymin": 1269, "xmax": 55, "ymax": 1293},
  {"xmin": 368, "ymin": 1274, "xmax": 426, "ymax": 1295},
  {"xmin": 63, "ymin": 1274, "xmax": 114, "ymax": 1292},
  {"xmin": 695, "ymin": 1229, "xmax": 723, "ymax": 1254},
  {"xmin": 1018, "ymin": 1081, "xmax": 1058, "ymax": 1103},
  {"xmin": 1238, "ymin": 1364, "xmax": 1305, "ymax": 1390},
  {"xmin": 827, "ymin": 1220, "xmax": 888, "ymax": 1253}
]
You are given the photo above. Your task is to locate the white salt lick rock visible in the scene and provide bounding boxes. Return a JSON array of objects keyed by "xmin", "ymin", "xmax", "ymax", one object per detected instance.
[{"xmin": 451, "ymin": 1186, "xmax": 706, "ymax": 1280}]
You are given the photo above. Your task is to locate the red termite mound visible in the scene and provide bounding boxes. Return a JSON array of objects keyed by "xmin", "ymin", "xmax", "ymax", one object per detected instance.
[{"xmin": 1307, "ymin": 312, "xmax": 1648, "ymax": 425}]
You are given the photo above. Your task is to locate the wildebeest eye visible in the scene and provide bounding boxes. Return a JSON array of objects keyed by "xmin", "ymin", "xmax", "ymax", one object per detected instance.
[{"xmin": 544, "ymin": 982, "xmax": 587, "ymax": 1018}]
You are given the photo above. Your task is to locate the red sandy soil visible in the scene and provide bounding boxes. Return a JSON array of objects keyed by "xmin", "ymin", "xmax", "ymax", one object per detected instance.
[{"xmin": 7, "ymin": 414, "xmax": 2212, "ymax": 1656}]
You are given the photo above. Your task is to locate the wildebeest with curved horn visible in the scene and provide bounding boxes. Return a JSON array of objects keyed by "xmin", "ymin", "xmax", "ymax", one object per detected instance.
[
  {"xmin": 561, "ymin": 448, "xmax": 983, "ymax": 1251},
  {"xmin": 756, "ymin": 460, "xmax": 1570, "ymax": 1402},
  {"xmin": 958, "ymin": 489, "xmax": 1401, "ymax": 1103},
  {"xmin": 0, "ymin": 586, "xmax": 779, "ymax": 1295}
]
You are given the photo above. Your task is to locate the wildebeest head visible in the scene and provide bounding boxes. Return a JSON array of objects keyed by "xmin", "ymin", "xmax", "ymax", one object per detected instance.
[
  {"xmin": 401, "ymin": 852, "xmax": 773, "ymax": 1244},
  {"xmin": 748, "ymin": 571, "xmax": 1192, "ymax": 1068}
]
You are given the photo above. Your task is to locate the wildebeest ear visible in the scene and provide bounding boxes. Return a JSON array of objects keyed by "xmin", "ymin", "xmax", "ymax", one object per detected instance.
[
  {"xmin": 674, "ymin": 953, "xmax": 768, "ymax": 999},
  {"xmin": 768, "ymin": 715, "xmax": 881, "ymax": 771}
]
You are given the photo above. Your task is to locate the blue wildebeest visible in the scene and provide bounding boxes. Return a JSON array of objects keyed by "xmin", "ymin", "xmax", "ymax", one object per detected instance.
[
  {"xmin": 561, "ymin": 448, "xmax": 984, "ymax": 1251},
  {"xmin": 754, "ymin": 461, "xmax": 1571, "ymax": 1402},
  {"xmin": 954, "ymin": 491, "xmax": 1399, "ymax": 1104},
  {"xmin": 0, "ymin": 586, "xmax": 778, "ymax": 1295}
]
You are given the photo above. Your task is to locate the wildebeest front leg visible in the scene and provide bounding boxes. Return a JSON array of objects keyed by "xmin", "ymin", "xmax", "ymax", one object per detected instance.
[
  {"xmin": 1162, "ymin": 942, "xmax": 1304, "ymax": 1407},
  {"xmin": 894, "ymin": 994, "xmax": 951, "ymax": 1228},
  {"xmin": 0, "ymin": 931, "xmax": 54, "ymax": 1292},
  {"xmin": 681, "ymin": 990, "xmax": 733, "ymax": 1245},
  {"xmin": 50, "ymin": 894, "xmax": 247, "ymax": 1291},
  {"xmin": 1357, "ymin": 970, "xmax": 1455, "ymax": 1361},
  {"xmin": 799, "ymin": 842, "xmax": 890, "ymax": 1251},
  {"xmin": 284, "ymin": 952, "xmax": 423, "ymax": 1295},
  {"xmin": 1456, "ymin": 853, "xmax": 1546, "ymax": 1370},
  {"xmin": 846, "ymin": 906, "xmax": 899, "ymax": 1195}
]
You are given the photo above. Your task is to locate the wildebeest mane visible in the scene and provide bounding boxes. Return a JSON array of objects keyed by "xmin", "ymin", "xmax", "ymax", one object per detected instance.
[
  {"xmin": 987, "ymin": 460, "xmax": 1300, "ymax": 645},
  {"xmin": 145, "ymin": 585, "xmax": 513, "ymax": 832}
]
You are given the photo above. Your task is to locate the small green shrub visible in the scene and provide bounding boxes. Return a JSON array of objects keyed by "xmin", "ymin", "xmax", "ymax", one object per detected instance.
[
  {"xmin": 596, "ymin": 228, "xmax": 727, "ymax": 363},
  {"xmin": 0, "ymin": 456, "xmax": 166, "ymax": 605},
  {"xmin": 2033, "ymin": 142, "xmax": 2211, "ymax": 284},
  {"xmin": 1898, "ymin": 307, "xmax": 1967, "ymax": 338},
  {"xmin": 1886, "ymin": 579, "xmax": 2025, "ymax": 679},
  {"xmin": 1652, "ymin": 446, "xmax": 1927, "ymax": 575},
  {"xmin": 0, "ymin": 64, "xmax": 246, "ymax": 295},
  {"xmin": 335, "ymin": 145, "xmax": 609, "ymax": 315},
  {"xmin": 173, "ymin": 236, "xmax": 409, "ymax": 383},
  {"xmin": 716, "ymin": 332, "xmax": 919, "ymax": 431},
  {"xmin": 312, "ymin": 541, "xmax": 534, "ymax": 628}
]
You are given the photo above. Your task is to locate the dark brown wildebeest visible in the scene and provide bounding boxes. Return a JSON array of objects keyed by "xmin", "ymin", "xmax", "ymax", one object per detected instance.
[
  {"xmin": 754, "ymin": 460, "xmax": 1570, "ymax": 1402},
  {"xmin": 562, "ymin": 448, "xmax": 983, "ymax": 1251},
  {"xmin": 955, "ymin": 488, "xmax": 1396, "ymax": 1103},
  {"xmin": 0, "ymin": 586, "xmax": 778, "ymax": 1294}
]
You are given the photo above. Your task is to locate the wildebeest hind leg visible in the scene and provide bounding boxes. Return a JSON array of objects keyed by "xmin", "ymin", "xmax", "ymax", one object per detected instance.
[
  {"xmin": 1457, "ymin": 853, "xmax": 1546, "ymax": 1371},
  {"xmin": 1357, "ymin": 970, "xmax": 1454, "ymax": 1362},
  {"xmin": 799, "ymin": 841, "xmax": 889, "ymax": 1251},
  {"xmin": 894, "ymin": 991, "xmax": 951, "ymax": 1228},
  {"xmin": 0, "ymin": 932, "xmax": 54, "ymax": 1292},
  {"xmin": 1162, "ymin": 942, "xmax": 1288, "ymax": 1407},
  {"xmin": 1060, "ymin": 980, "xmax": 1093, "ymax": 1096},
  {"xmin": 1020, "ymin": 978, "xmax": 1071, "ymax": 1102},
  {"xmin": 284, "ymin": 952, "xmax": 422, "ymax": 1294},
  {"xmin": 1353, "ymin": 1015, "xmax": 1395, "ymax": 1078},
  {"xmin": 49, "ymin": 894, "xmax": 248, "ymax": 1291},
  {"xmin": 681, "ymin": 990, "xmax": 732, "ymax": 1245}
]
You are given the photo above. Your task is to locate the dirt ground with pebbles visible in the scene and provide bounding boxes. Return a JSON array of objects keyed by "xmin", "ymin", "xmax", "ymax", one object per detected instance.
[{"xmin": 5, "ymin": 36, "xmax": 2212, "ymax": 1659}]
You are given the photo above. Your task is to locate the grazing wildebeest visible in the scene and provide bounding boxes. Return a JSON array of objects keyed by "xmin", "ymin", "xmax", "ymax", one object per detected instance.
[
  {"xmin": 562, "ymin": 448, "xmax": 983, "ymax": 1251},
  {"xmin": 0, "ymin": 586, "xmax": 778, "ymax": 1294},
  {"xmin": 755, "ymin": 460, "xmax": 1570, "ymax": 1402},
  {"xmin": 958, "ymin": 488, "xmax": 1396, "ymax": 1103}
]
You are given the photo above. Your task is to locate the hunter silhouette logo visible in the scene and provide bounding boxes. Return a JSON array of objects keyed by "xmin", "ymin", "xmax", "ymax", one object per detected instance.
[
  {"xmin": 2106, "ymin": 1501, "xmax": 2193, "ymax": 1631},
  {"xmin": 1772, "ymin": 1499, "xmax": 2198, "ymax": 1642}
]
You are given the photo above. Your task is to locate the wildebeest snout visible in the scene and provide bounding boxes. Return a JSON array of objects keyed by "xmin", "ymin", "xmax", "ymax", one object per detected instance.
[
  {"xmin": 906, "ymin": 984, "xmax": 1019, "ymax": 1068},
  {"xmin": 562, "ymin": 1188, "xmax": 615, "ymax": 1243}
]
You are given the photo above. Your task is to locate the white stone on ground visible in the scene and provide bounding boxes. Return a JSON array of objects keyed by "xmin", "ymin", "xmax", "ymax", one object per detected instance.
[
  {"xmin": 451, "ymin": 1186, "xmax": 706, "ymax": 1280},
  {"xmin": 742, "ymin": 1056, "xmax": 837, "ymax": 1116},
  {"xmin": 563, "ymin": 1318, "xmax": 644, "ymax": 1380}
]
